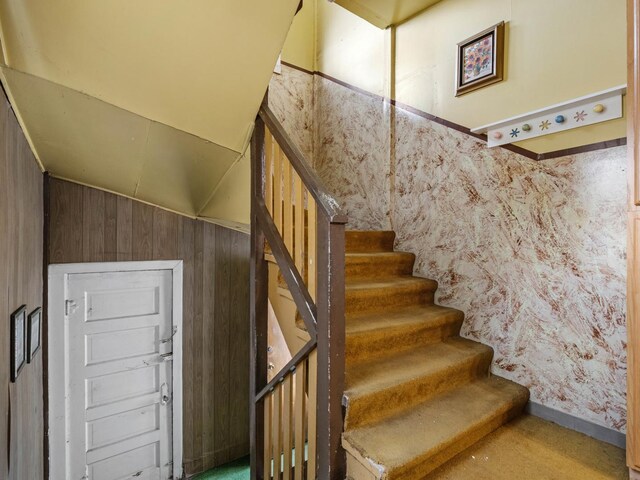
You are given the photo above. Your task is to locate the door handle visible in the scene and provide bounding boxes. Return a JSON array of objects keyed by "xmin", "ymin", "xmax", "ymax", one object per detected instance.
[{"xmin": 160, "ymin": 383, "xmax": 170, "ymax": 406}]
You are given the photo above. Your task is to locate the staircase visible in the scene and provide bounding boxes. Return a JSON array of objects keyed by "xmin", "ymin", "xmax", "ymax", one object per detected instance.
[
  {"xmin": 251, "ymin": 102, "xmax": 529, "ymax": 480},
  {"xmin": 332, "ymin": 230, "xmax": 529, "ymax": 480}
]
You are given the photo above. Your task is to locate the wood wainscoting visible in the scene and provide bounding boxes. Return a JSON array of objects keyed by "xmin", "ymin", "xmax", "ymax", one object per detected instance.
[
  {"xmin": 46, "ymin": 178, "xmax": 251, "ymax": 476},
  {"xmin": 0, "ymin": 90, "xmax": 44, "ymax": 480}
]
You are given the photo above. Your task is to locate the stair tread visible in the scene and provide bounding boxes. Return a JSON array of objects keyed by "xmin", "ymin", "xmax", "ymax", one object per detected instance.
[
  {"xmin": 346, "ymin": 230, "xmax": 396, "ymax": 253},
  {"xmin": 346, "ymin": 251, "xmax": 414, "ymax": 260},
  {"xmin": 344, "ymin": 338, "xmax": 492, "ymax": 401},
  {"xmin": 346, "ymin": 304, "xmax": 463, "ymax": 332},
  {"xmin": 343, "ymin": 376, "xmax": 529, "ymax": 478},
  {"xmin": 347, "ymin": 275, "xmax": 437, "ymax": 291}
]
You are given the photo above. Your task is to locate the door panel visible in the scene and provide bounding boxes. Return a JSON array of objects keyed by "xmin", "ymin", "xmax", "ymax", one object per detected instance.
[{"xmin": 66, "ymin": 269, "xmax": 173, "ymax": 480}]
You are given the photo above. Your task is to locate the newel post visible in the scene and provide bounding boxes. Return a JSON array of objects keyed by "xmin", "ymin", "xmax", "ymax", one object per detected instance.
[
  {"xmin": 250, "ymin": 113, "xmax": 268, "ymax": 480},
  {"xmin": 315, "ymin": 219, "xmax": 346, "ymax": 479}
]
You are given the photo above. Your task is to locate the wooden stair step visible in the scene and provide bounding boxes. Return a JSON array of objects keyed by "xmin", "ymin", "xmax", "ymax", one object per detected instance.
[
  {"xmin": 346, "ymin": 251, "xmax": 416, "ymax": 279},
  {"xmin": 344, "ymin": 338, "xmax": 493, "ymax": 429},
  {"xmin": 346, "ymin": 230, "xmax": 396, "ymax": 253},
  {"xmin": 345, "ymin": 305, "xmax": 464, "ymax": 364},
  {"xmin": 346, "ymin": 276, "xmax": 438, "ymax": 314},
  {"xmin": 343, "ymin": 376, "xmax": 530, "ymax": 480}
]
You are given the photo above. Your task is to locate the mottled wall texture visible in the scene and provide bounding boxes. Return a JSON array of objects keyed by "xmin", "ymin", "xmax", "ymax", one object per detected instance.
[{"xmin": 270, "ymin": 64, "xmax": 628, "ymax": 433}]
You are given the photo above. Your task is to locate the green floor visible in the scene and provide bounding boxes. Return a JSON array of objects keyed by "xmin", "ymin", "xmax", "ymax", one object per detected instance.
[{"xmin": 192, "ymin": 456, "xmax": 250, "ymax": 480}]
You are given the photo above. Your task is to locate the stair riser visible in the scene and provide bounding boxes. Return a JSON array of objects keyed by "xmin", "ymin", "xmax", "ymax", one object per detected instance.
[
  {"xmin": 346, "ymin": 254, "xmax": 415, "ymax": 279},
  {"xmin": 344, "ymin": 352, "xmax": 493, "ymax": 430},
  {"xmin": 389, "ymin": 399, "xmax": 527, "ymax": 480},
  {"xmin": 347, "ymin": 289, "xmax": 435, "ymax": 315},
  {"xmin": 346, "ymin": 317, "xmax": 463, "ymax": 365},
  {"xmin": 346, "ymin": 231, "xmax": 396, "ymax": 253}
]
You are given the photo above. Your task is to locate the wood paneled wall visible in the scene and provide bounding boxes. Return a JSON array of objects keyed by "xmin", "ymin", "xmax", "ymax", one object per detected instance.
[
  {"xmin": 47, "ymin": 178, "xmax": 251, "ymax": 475},
  {"xmin": 0, "ymin": 96, "xmax": 44, "ymax": 479}
]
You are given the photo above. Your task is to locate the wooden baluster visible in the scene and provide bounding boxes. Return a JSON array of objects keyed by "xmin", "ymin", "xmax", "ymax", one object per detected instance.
[
  {"xmin": 283, "ymin": 157, "xmax": 293, "ymax": 253},
  {"xmin": 273, "ymin": 143, "xmax": 283, "ymax": 234},
  {"xmin": 307, "ymin": 197, "xmax": 317, "ymax": 301},
  {"xmin": 265, "ymin": 130, "xmax": 274, "ymax": 214},
  {"xmin": 294, "ymin": 364, "xmax": 307, "ymax": 480},
  {"xmin": 307, "ymin": 351, "xmax": 318, "ymax": 480},
  {"xmin": 273, "ymin": 385, "xmax": 283, "ymax": 480},
  {"xmin": 294, "ymin": 172, "xmax": 305, "ymax": 279},
  {"xmin": 282, "ymin": 376, "xmax": 294, "ymax": 480},
  {"xmin": 264, "ymin": 393, "xmax": 273, "ymax": 479}
]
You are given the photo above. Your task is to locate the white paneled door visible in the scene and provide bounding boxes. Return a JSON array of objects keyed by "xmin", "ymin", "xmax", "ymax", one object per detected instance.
[{"xmin": 48, "ymin": 262, "xmax": 183, "ymax": 480}]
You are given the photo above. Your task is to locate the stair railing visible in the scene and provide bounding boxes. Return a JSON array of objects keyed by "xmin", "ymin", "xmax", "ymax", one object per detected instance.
[{"xmin": 250, "ymin": 99, "xmax": 347, "ymax": 480}]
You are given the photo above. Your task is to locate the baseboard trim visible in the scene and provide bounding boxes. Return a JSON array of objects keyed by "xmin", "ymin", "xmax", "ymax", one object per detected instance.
[{"xmin": 526, "ymin": 401, "xmax": 626, "ymax": 449}]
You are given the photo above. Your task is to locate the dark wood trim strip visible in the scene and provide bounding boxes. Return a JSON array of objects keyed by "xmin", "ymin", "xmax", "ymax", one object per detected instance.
[
  {"xmin": 254, "ymin": 340, "xmax": 317, "ymax": 402},
  {"xmin": 259, "ymin": 105, "xmax": 348, "ymax": 223},
  {"xmin": 281, "ymin": 60, "xmax": 314, "ymax": 76},
  {"xmin": 536, "ymin": 137, "xmax": 627, "ymax": 160},
  {"xmin": 256, "ymin": 201, "xmax": 318, "ymax": 338},
  {"xmin": 282, "ymin": 61, "xmax": 627, "ymax": 161}
]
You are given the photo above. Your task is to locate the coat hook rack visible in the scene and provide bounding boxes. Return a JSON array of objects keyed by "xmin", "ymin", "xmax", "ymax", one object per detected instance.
[{"xmin": 471, "ymin": 85, "xmax": 626, "ymax": 147}]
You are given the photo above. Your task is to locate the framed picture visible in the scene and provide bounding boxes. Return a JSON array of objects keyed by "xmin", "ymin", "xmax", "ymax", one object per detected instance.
[
  {"xmin": 455, "ymin": 22, "xmax": 505, "ymax": 96},
  {"xmin": 10, "ymin": 305, "xmax": 27, "ymax": 382},
  {"xmin": 27, "ymin": 307, "xmax": 42, "ymax": 363}
]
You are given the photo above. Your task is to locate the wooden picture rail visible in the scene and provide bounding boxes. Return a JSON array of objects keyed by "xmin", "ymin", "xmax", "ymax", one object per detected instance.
[{"xmin": 250, "ymin": 100, "xmax": 347, "ymax": 480}]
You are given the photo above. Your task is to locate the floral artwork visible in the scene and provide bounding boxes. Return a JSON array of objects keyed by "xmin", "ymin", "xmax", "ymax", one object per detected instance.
[
  {"xmin": 462, "ymin": 35, "xmax": 494, "ymax": 84},
  {"xmin": 455, "ymin": 22, "xmax": 504, "ymax": 96}
]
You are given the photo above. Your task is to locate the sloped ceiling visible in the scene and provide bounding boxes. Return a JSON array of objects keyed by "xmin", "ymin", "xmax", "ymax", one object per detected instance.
[
  {"xmin": 0, "ymin": 0, "xmax": 300, "ymax": 224},
  {"xmin": 332, "ymin": 0, "xmax": 443, "ymax": 28}
]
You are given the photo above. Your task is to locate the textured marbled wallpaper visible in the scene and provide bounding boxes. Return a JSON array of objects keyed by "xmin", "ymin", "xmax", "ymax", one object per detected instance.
[
  {"xmin": 268, "ymin": 66, "xmax": 315, "ymax": 163},
  {"xmin": 269, "ymin": 65, "xmax": 628, "ymax": 433}
]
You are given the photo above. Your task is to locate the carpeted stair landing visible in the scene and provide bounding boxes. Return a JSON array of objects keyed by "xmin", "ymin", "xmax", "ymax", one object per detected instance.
[{"xmin": 335, "ymin": 231, "xmax": 530, "ymax": 480}]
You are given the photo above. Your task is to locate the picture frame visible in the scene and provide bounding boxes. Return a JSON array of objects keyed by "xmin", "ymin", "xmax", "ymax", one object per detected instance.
[
  {"xmin": 455, "ymin": 21, "xmax": 505, "ymax": 97},
  {"xmin": 10, "ymin": 305, "xmax": 27, "ymax": 382},
  {"xmin": 27, "ymin": 307, "xmax": 42, "ymax": 363}
]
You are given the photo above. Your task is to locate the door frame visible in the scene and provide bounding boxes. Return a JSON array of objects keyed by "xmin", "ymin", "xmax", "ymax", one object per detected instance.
[{"xmin": 47, "ymin": 260, "xmax": 184, "ymax": 480}]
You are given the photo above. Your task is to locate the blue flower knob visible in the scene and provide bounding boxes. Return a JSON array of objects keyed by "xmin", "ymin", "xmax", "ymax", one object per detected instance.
[{"xmin": 555, "ymin": 115, "xmax": 565, "ymax": 124}]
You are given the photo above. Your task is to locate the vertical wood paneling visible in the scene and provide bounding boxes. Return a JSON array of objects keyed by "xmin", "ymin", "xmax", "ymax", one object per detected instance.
[
  {"xmin": 229, "ymin": 232, "xmax": 250, "ymax": 460},
  {"xmin": 153, "ymin": 209, "xmax": 179, "ymax": 260},
  {"xmin": 0, "ymin": 95, "xmax": 9, "ymax": 480},
  {"xmin": 116, "ymin": 196, "xmax": 133, "ymax": 261},
  {"xmin": 1, "ymin": 98, "xmax": 44, "ymax": 480},
  {"xmin": 191, "ymin": 219, "xmax": 205, "ymax": 474},
  {"xmin": 132, "ymin": 201, "xmax": 154, "ymax": 260},
  {"xmin": 103, "ymin": 194, "xmax": 117, "ymax": 261},
  {"xmin": 47, "ymin": 178, "xmax": 250, "ymax": 476},
  {"xmin": 180, "ymin": 217, "xmax": 195, "ymax": 468},
  {"xmin": 82, "ymin": 188, "xmax": 105, "ymax": 262},
  {"xmin": 49, "ymin": 180, "xmax": 82, "ymax": 263},
  {"xmin": 202, "ymin": 223, "xmax": 216, "ymax": 468},
  {"xmin": 214, "ymin": 226, "xmax": 231, "ymax": 465}
]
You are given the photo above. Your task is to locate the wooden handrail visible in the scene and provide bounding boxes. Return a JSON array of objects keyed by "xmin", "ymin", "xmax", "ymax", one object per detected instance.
[
  {"xmin": 259, "ymin": 105, "xmax": 348, "ymax": 225},
  {"xmin": 257, "ymin": 201, "xmax": 318, "ymax": 338},
  {"xmin": 252, "ymin": 99, "xmax": 347, "ymax": 480}
]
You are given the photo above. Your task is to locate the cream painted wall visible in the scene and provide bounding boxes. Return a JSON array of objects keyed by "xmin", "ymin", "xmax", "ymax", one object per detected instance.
[
  {"xmin": 315, "ymin": 0, "xmax": 388, "ymax": 97},
  {"xmin": 281, "ymin": 0, "xmax": 316, "ymax": 72},
  {"xmin": 396, "ymin": 0, "xmax": 627, "ymax": 152},
  {"xmin": 282, "ymin": 0, "xmax": 627, "ymax": 153}
]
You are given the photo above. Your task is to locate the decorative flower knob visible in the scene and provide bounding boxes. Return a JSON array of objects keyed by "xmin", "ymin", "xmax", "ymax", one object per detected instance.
[
  {"xmin": 555, "ymin": 115, "xmax": 565, "ymax": 124},
  {"xmin": 492, "ymin": 131, "xmax": 503, "ymax": 140},
  {"xmin": 593, "ymin": 104, "xmax": 605, "ymax": 113},
  {"xmin": 522, "ymin": 124, "xmax": 532, "ymax": 132}
]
